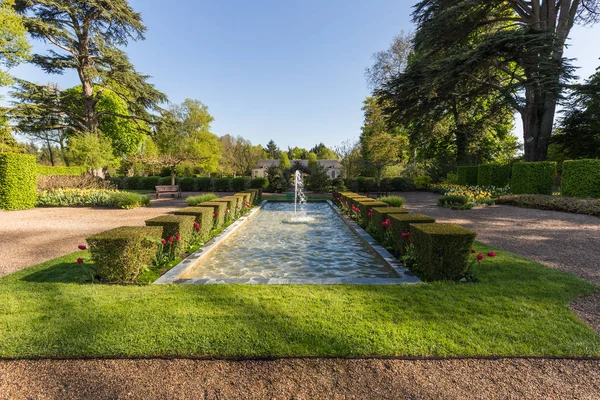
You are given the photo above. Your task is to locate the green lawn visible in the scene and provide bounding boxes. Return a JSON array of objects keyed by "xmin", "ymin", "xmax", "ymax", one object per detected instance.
[{"xmin": 0, "ymin": 241, "xmax": 598, "ymax": 359}]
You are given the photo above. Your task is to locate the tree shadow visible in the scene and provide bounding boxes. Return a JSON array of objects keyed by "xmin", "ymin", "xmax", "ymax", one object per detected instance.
[{"xmin": 19, "ymin": 262, "xmax": 95, "ymax": 284}]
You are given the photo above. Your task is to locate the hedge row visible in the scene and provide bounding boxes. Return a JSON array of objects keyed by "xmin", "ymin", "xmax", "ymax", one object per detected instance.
[
  {"xmin": 0, "ymin": 153, "xmax": 38, "ymax": 210},
  {"xmin": 86, "ymin": 189, "xmax": 262, "ymax": 283},
  {"xmin": 112, "ymin": 176, "xmax": 267, "ymax": 192},
  {"xmin": 511, "ymin": 162, "xmax": 556, "ymax": 195},
  {"xmin": 36, "ymin": 165, "xmax": 87, "ymax": 176},
  {"xmin": 334, "ymin": 191, "xmax": 476, "ymax": 282},
  {"xmin": 457, "ymin": 166, "xmax": 479, "ymax": 186},
  {"xmin": 477, "ymin": 163, "xmax": 511, "ymax": 187},
  {"xmin": 561, "ymin": 159, "xmax": 600, "ymax": 198}
]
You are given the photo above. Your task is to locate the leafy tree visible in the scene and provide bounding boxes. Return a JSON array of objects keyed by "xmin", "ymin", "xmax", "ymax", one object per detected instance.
[
  {"xmin": 363, "ymin": 131, "xmax": 407, "ymax": 187},
  {"xmin": 68, "ymin": 133, "xmax": 115, "ymax": 170},
  {"xmin": 287, "ymin": 146, "xmax": 309, "ymax": 160},
  {"xmin": 279, "ymin": 152, "xmax": 291, "ymax": 169},
  {"xmin": 152, "ymin": 99, "xmax": 221, "ymax": 184},
  {"xmin": 335, "ymin": 139, "xmax": 361, "ymax": 178},
  {"xmin": 309, "ymin": 142, "xmax": 338, "ymax": 160},
  {"xmin": 306, "ymin": 164, "xmax": 331, "ymax": 193},
  {"xmin": 14, "ymin": 0, "xmax": 166, "ymax": 135},
  {"xmin": 0, "ymin": 0, "xmax": 30, "ymax": 89},
  {"xmin": 365, "ymin": 31, "xmax": 413, "ymax": 90},
  {"xmin": 0, "ymin": 117, "xmax": 23, "ymax": 153},
  {"xmin": 265, "ymin": 165, "xmax": 289, "ymax": 193},
  {"xmin": 264, "ymin": 139, "xmax": 281, "ymax": 159},
  {"xmin": 402, "ymin": 0, "xmax": 600, "ymax": 161},
  {"xmin": 307, "ymin": 152, "xmax": 318, "ymax": 169},
  {"xmin": 220, "ymin": 134, "xmax": 266, "ymax": 176},
  {"xmin": 552, "ymin": 67, "xmax": 600, "ymax": 159}
]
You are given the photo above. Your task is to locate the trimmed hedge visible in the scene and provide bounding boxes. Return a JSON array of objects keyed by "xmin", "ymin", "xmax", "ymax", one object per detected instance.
[
  {"xmin": 496, "ymin": 194, "xmax": 600, "ymax": 217},
  {"xmin": 477, "ymin": 163, "xmax": 511, "ymax": 187},
  {"xmin": 356, "ymin": 200, "xmax": 388, "ymax": 224},
  {"xmin": 250, "ymin": 177, "xmax": 269, "ymax": 189},
  {"xmin": 186, "ymin": 193, "xmax": 217, "ymax": 206},
  {"xmin": 378, "ymin": 196, "xmax": 405, "ymax": 207},
  {"xmin": 410, "ymin": 223, "xmax": 476, "ymax": 281},
  {"xmin": 457, "ymin": 166, "xmax": 479, "ymax": 186},
  {"xmin": 87, "ymin": 226, "xmax": 162, "ymax": 284},
  {"xmin": 236, "ymin": 192, "xmax": 252, "ymax": 206},
  {"xmin": 196, "ymin": 177, "xmax": 214, "ymax": 191},
  {"xmin": 145, "ymin": 215, "xmax": 196, "ymax": 255},
  {"xmin": 212, "ymin": 197, "xmax": 237, "ymax": 218},
  {"xmin": 561, "ymin": 159, "xmax": 600, "ymax": 198},
  {"xmin": 139, "ymin": 176, "xmax": 161, "ymax": 190},
  {"xmin": 214, "ymin": 177, "xmax": 231, "ymax": 192},
  {"xmin": 232, "ymin": 177, "xmax": 249, "ymax": 191},
  {"xmin": 388, "ymin": 213, "xmax": 436, "ymax": 255},
  {"xmin": 511, "ymin": 162, "xmax": 556, "ymax": 195},
  {"xmin": 158, "ymin": 176, "xmax": 173, "ymax": 186},
  {"xmin": 389, "ymin": 177, "xmax": 416, "ymax": 192},
  {"xmin": 370, "ymin": 207, "xmax": 409, "ymax": 239},
  {"xmin": 36, "ymin": 165, "xmax": 87, "ymax": 176},
  {"xmin": 178, "ymin": 177, "xmax": 197, "ymax": 192},
  {"xmin": 0, "ymin": 153, "xmax": 38, "ymax": 210},
  {"xmin": 173, "ymin": 207, "xmax": 214, "ymax": 237},
  {"xmin": 196, "ymin": 202, "xmax": 227, "ymax": 227}
]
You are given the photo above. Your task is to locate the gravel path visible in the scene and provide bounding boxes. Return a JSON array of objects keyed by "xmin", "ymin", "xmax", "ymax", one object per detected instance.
[
  {"xmin": 0, "ymin": 196, "xmax": 189, "ymax": 277},
  {"xmin": 1, "ymin": 358, "xmax": 599, "ymax": 400}
]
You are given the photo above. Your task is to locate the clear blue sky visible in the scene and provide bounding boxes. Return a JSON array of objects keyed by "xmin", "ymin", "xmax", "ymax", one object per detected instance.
[{"xmin": 6, "ymin": 0, "xmax": 600, "ymax": 150}]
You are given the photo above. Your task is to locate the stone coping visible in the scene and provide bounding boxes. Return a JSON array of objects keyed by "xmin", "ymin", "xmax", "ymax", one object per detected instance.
[{"xmin": 155, "ymin": 200, "xmax": 421, "ymax": 285}]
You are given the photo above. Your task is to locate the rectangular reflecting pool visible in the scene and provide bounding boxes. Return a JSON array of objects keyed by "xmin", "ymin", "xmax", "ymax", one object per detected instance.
[{"xmin": 178, "ymin": 202, "xmax": 398, "ymax": 281}]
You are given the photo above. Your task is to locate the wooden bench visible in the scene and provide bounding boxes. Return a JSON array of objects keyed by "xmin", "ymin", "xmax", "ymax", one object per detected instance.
[{"xmin": 155, "ymin": 185, "xmax": 182, "ymax": 199}]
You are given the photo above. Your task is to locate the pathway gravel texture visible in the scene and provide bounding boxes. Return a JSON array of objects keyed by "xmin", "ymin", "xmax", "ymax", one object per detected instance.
[
  {"xmin": 1, "ymin": 192, "xmax": 600, "ymax": 399},
  {"xmin": 0, "ymin": 358, "xmax": 599, "ymax": 400}
]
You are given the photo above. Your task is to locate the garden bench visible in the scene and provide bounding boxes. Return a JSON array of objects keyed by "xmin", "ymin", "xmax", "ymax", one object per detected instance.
[{"xmin": 155, "ymin": 185, "xmax": 182, "ymax": 199}]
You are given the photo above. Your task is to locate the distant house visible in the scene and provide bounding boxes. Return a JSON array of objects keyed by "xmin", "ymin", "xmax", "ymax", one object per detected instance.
[{"xmin": 252, "ymin": 159, "xmax": 343, "ymax": 179}]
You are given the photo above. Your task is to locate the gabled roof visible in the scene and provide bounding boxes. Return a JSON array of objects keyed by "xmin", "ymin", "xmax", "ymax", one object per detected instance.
[{"xmin": 253, "ymin": 159, "xmax": 343, "ymax": 169}]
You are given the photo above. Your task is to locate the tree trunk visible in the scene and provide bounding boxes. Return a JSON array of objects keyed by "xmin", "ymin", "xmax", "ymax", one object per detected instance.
[
  {"xmin": 455, "ymin": 128, "xmax": 469, "ymax": 165},
  {"xmin": 521, "ymin": 86, "xmax": 556, "ymax": 162},
  {"xmin": 46, "ymin": 139, "xmax": 55, "ymax": 166},
  {"xmin": 171, "ymin": 166, "xmax": 176, "ymax": 186}
]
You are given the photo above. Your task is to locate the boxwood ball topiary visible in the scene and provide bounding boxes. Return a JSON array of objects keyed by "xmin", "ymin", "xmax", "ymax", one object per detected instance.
[
  {"xmin": 87, "ymin": 226, "xmax": 162, "ymax": 284},
  {"xmin": 561, "ymin": 159, "xmax": 600, "ymax": 198},
  {"xmin": 0, "ymin": 153, "xmax": 38, "ymax": 210},
  {"xmin": 410, "ymin": 223, "xmax": 476, "ymax": 281},
  {"xmin": 511, "ymin": 162, "xmax": 556, "ymax": 195}
]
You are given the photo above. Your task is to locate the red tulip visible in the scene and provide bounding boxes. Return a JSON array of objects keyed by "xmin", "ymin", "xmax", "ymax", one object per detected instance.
[
  {"xmin": 215, "ymin": 211, "xmax": 219, "ymax": 216},
  {"xmin": 169, "ymin": 236, "xmax": 174, "ymax": 243},
  {"xmin": 401, "ymin": 232, "xmax": 409, "ymax": 239},
  {"xmin": 487, "ymin": 252, "xmax": 497, "ymax": 257},
  {"xmin": 193, "ymin": 222, "xmax": 199, "ymax": 228},
  {"xmin": 78, "ymin": 245, "xmax": 87, "ymax": 250},
  {"xmin": 477, "ymin": 253, "xmax": 484, "ymax": 261},
  {"xmin": 471, "ymin": 249, "xmax": 476, "ymax": 253},
  {"xmin": 161, "ymin": 239, "xmax": 167, "ymax": 245},
  {"xmin": 76, "ymin": 258, "xmax": 83, "ymax": 264},
  {"xmin": 175, "ymin": 233, "xmax": 181, "ymax": 241},
  {"xmin": 226, "ymin": 208, "xmax": 230, "ymax": 213},
  {"xmin": 196, "ymin": 226, "xmax": 201, "ymax": 232}
]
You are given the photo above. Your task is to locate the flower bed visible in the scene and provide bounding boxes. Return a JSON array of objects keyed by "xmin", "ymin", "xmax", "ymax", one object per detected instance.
[
  {"xmin": 431, "ymin": 183, "xmax": 510, "ymax": 209},
  {"xmin": 37, "ymin": 188, "xmax": 150, "ymax": 209}
]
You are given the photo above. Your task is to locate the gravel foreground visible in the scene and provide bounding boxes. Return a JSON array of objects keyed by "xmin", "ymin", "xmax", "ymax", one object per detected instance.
[{"xmin": 1, "ymin": 358, "xmax": 599, "ymax": 400}]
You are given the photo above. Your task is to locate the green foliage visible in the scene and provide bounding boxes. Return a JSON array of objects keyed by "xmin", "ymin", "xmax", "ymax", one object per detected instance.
[
  {"xmin": 0, "ymin": 0, "xmax": 30, "ymax": 87},
  {"xmin": 306, "ymin": 164, "xmax": 331, "ymax": 193},
  {"xmin": 389, "ymin": 177, "xmax": 416, "ymax": 191},
  {"xmin": 87, "ymin": 226, "xmax": 162, "ymax": 284},
  {"xmin": 186, "ymin": 193, "xmax": 217, "ymax": 206},
  {"xmin": 370, "ymin": 207, "xmax": 409, "ymax": 240},
  {"xmin": 0, "ymin": 153, "xmax": 37, "ymax": 210},
  {"xmin": 37, "ymin": 188, "xmax": 149, "ymax": 209},
  {"xmin": 36, "ymin": 165, "xmax": 87, "ymax": 176},
  {"xmin": 511, "ymin": 162, "xmax": 557, "ymax": 195},
  {"xmin": 158, "ymin": 176, "xmax": 172, "ymax": 186},
  {"xmin": 279, "ymin": 152, "xmax": 291, "ymax": 169},
  {"xmin": 68, "ymin": 133, "xmax": 116, "ymax": 169},
  {"xmin": 307, "ymin": 152, "xmax": 318, "ymax": 169},
  {"xmin": 173, "ymin": 207, "xmax": 214, "ymax": 238},
  {"xmin": 145, "ymin": 215, "xmax": 196, "ymax": 255},
  {"xmin": 496, "ymin": 194, "xmax": 600, "ymax": 217},
  {"xmin": 266, "ymin": 165, "xmax": 288, "ymax": 193},
  {"xmin": 410, "ymin": 223, "xmax": 476, "ymax": 281},
  {"xmin": 250, "ymin": 177, "xmax": 269, "ymax": 189},
  {"xmin": 378, "ymin": 196, "xmax": 405, "ymax": 207},
  {"xmin": 196, "ymin": 177, "xmax": 213, "ymax": 191},
  {"xmin": 196, "ymin": 202, "xmax": 227, "ymax": 227},
  {"xmin": 139, "ymin": 176, "xmax": 161, "ymax": 190},
  {"xmin": 213, "ymin": 177, "xmax": 231, "ymax": 192},
  {"xmin": 438, "ymin": 195, "xmax": 471, "ymax": 210},
  {"xmin": 178, "ymin": 177, "xmax": 197, "ymax": 191},
  {"xmin": 231, "ymin": 177, "xmax": 249, "ymax": 191},
  {"xmin": 477, "ymin": 164, "xmax": 510, "ymax": 187},
  {"xmin": 562, "ymin": 159, "xmax": 600, "ymax": 198},
  {"xmin": 414, "ymin": 175, "xmax": 432, "ymax": 189},
  {"xmin": 37, "ymin": 174, "xmax": 112, "ymax": 191},
  {"xmin": 123, "ymin": 176, "xmax": 141, "ymax": 189},
  {"xmin": 457, "ymin": 166, "xmax": 479, "ymax": 186},
  {"xmin": 356, "ymin": 200, "xmax": 388, "ymax": 225},
  {"xmin": 388, "ymin": 213, "xmax": 435, "ymax": 255}
]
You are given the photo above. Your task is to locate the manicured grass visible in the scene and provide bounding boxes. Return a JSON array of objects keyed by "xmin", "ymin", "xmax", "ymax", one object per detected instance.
[
  {"xmin": 0, "ymin": 242, "xmax": 598, "ymax": 359},
  {"xmin": 123, "ymin": 189, "xmax": 155, "ymax": 195}
]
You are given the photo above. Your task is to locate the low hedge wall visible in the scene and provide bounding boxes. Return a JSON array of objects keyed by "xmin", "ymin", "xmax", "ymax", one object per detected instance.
[
  {"xmin": 457, "ymin": 166, "xmax": 479, "ymax": 186},
  {"xmin": 0, "ymin": 153, "xmax": 38, "ymax": 210},
  {"xmin": 145, "ymin": 215, "xmax": 196, "ymax": 255},
  {"xmin": 214, "ymin": 177, "xmax": 231, "ymax": 192},
  {"xmin": 232, "ymin": 177, "xmax": 249, "ymax": 191},
  {"xmin": 511, "ymin": 162, "xmax": 556, "ymax": 195},
  {"xmin": 250, "ymin": 178, "xmax": 269, "ymax": 189},
  {"xmin": 561, "ymin": 159, "xmax": 600, "ymax": 198},
  {"xmin": 87, "ymin": 226, "xmax": 162, "ymax": 284},
  {"xmin": 196, "ymin": 202, "xmax": 227, "ymax": 227},
  {"xmin": 410, "ymin": 223, "xmax": 476, "ymax": 281},
  {"xmin": 173, "ymin": 207, "xmax": 214, "ymax": 237},
  {"xmin": 212, "ymin": 197, "xmax": 237, "ymax": 219},
  {"xmin": 496, "ymin": 194, "xmax": 600, "ymax": 217},
  {"xmin": 370, "ymin": 207, "xmax": 409, "ymax": 239},
  {"xmin": 356, "ymin": 201, "xmax": 388, "ymax": 224},
  {"xmin": 388, "ymin": 213, "xmax": 436, "ymax": 255},
  {"xmin": 477, "ymin": 163, "xmax": 511, "ymax": 187}
]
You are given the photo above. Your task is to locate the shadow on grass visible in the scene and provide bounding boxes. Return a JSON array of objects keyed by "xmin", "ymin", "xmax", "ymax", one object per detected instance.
[{"xmin": 19, "ymin": 261, "xmax": 95, "ymax": 284}]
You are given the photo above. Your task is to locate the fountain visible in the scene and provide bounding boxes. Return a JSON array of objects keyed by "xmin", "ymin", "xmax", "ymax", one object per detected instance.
[{"xmin": 283, "ymin": 170, "xmax": 314, "ymax": 224}]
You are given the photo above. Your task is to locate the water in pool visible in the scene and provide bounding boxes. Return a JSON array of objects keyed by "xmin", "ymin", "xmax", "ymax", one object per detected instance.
[{"xmin": 181, "ymin": 202, "xmax": 396, "ymax": 279}]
